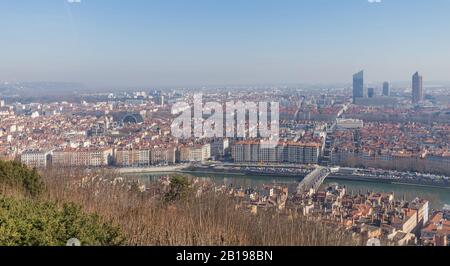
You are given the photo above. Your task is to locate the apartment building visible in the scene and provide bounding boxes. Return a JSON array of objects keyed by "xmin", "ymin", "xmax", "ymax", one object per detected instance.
[
  {"xmin": 179, "ymin": 144, "xmax": 211, "ymax": 162},
  {"xmin": 232, "ymin": 140, "xmax": 320, "ymax": 164},
  {"xmin": 115, "ymin": 149, "xmax": 145, "ymax": 167},
  {"xmin": 151, "ymin": 147, "xmax": 176, "ymax": 165},
  {"xmin": 52, "ymin": 148, "xmax": 113, "ymax": 167},
  {"xmin": 421, "ymin": 212, "xmax": 450, "ymax": 246},
  {"xmin": 232, "ymin": 140, "xmax": 260, "ymax": 163},
  {"xmin": 209, "ymin": 138, "xmax": 230, "ymax": 159},
  {"xmin": 114, "ymin": 146, "xmax": 176, "ymax": 167},
  {"xmin": 336, "ymin": 118, "xmax": 364, "ymax": 130},
  {"xmin": 391, "ymin": 199, "xmax": 429, "ymax": 234},
  {"xmin": 20, "ymin": 149, "xmax": 52, "ymax": 169}
]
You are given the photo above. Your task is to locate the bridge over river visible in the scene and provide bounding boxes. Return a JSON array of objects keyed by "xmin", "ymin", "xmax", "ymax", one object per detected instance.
[{"xmin": 296, "ymin": 166, "xmax": 339, "ymax": 195}]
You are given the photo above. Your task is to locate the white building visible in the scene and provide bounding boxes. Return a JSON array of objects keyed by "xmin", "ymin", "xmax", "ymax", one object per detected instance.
[
  {"xmin": 336, "ymin": 118, "xmax": 364, "ymax": 130},
  {"xmin": 232, "ymin": 141, "xmax": 320, "ymax": 164},
  {"xmin": 21, "ymin": 150, "xmax": 52, "ymax": 169},
  {"xmin": 179, "ymin": 144, "xmax": 211, "ymax": 162}
]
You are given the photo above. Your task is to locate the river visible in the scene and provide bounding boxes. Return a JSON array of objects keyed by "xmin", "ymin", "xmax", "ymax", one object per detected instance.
[{"xmin": 132, "ymin": 172, "xmax": 450, "ymax": 210}]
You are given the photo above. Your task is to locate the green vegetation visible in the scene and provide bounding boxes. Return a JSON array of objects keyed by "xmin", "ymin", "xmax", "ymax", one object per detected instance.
[
  {"xmin": 0, "ymin": 198, "xmax": 123, "ymax": 246},
  {"xmin": 164, "ymin": 175, "xmax": 192, "ymax": 202},
  {"xmin": 0, "ymin": 160, "xmax": 124, "ymax": 246},
  {"xmin": 0, "ymin": 160, "xmax": 43, "ymax": 196}
]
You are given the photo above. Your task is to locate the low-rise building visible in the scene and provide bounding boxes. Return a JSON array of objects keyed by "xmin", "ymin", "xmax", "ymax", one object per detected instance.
[
  {"xmin": 421, "ymin": 212, "xmax": 450, "ymax": 246},
  {"xmin": 336, "ymin": 118, "xmax": 364, "ymax": 130}
]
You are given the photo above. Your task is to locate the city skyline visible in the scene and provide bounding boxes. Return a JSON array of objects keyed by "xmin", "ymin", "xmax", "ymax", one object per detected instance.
[
  {"xmin": 1, "ymin": 0, "xmax": 449, "ymax": 251},
  {"xmin": 2, "ymin": 0, "xmax": 450, "ymax": 87}
]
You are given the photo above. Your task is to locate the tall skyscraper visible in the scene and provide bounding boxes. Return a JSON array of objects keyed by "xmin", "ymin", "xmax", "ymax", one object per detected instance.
[
  {"xmin": 353, "ymin": 70, "xmax": 364, "ymax": 104},
  {"xmin": 368, "ymin": 87, "xmax": 375, "ymax": 98},
  {"xmin": 382, "ymin": 82, "xmax": 390, "ymax": 96},
  {"xmin": 412, "ymin": 72, "xmax": 423, "ymax": 104}
]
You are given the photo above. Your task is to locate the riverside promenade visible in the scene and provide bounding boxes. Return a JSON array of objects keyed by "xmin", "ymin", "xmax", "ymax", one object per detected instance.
[{"xmin": 116, "ymin": 164, "xmax": 189, "ymax": 174}]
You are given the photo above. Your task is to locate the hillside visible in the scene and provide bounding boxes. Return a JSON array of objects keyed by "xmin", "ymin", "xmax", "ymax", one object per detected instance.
[{"xmin": 0, "ymin": 161, "xmax": 358, "ymax": 246}]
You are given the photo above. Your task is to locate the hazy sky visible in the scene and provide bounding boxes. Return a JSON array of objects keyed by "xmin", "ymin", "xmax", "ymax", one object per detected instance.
[{"xmin": 1, "ymin": 0, "xmax": 450, "ymax": 87}]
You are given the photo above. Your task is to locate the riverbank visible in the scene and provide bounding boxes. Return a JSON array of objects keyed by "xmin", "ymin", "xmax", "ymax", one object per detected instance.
[
  {"xmin": 116, "ymin": 165, "xmax": 188, "ymax": 174},
  {"xmin": 391, "ymin": 181, "xmax": 450, "ymax": 190},
  {"xmin": 133, "ymin": 171, "xmax": 450, "ymax": 209},
  {"xmin": 116, "ymin": 164, "xmax": 449, "ymax": 190},
  {"xmin": 180, "ymin": 169, "xmax": 450, "ymax": 190},
  {"xmin": 180, "ymin": 170, "xmax": 247, "ymax": 176}
]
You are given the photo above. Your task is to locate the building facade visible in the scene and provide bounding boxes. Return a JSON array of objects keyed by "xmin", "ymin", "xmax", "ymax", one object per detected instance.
[
  {"xmin": 412, "ymin": 72, "xmax": 424, "ymax": 104},
  {"xmin": 114, "ymin": 147, "xmax": 176, "ymax": 167},
  {"xmin": 353, "ymin": 70, "xmax": 364, "ymax": 104},
  {"xmin": 232, "ymin": 140, "xmax": 320, "ymax": 164},
  {"xmin": 179, "ymin": 144, "xmax": 211, "ymax": 162},
  {"xmin": 20, "ymin": 150, "xmax": 52, "ymax": 169},
  {"xmin": 52, "ymin": 148, "xmax": 113, "ymax": 167},
  {"xmin": 383, "ymin": 82, "xmax": 390, "ymax": 96}
]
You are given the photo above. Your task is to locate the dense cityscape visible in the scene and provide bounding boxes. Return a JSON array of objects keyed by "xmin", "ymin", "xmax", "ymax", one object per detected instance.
[
  {"xmin": 1, "ymin": 1, "xmax": 450, "ymax": 256},
  {"xmin": 0, "ymin": 70, "xmax": 449, "ymax": 246}
]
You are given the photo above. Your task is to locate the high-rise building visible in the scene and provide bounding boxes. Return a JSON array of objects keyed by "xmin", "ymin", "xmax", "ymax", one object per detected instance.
[
  {"xmin": 353, "ymin": 70, "xmax": 364, "ymax": 104},
  {"xmin": 382, "ymin": 82, "xmax": 390, "ymax": 96},
  {"xmin": 412, "ymin": 72, "xmax": 424, "ymax": 104},
  {"xmin": 368, "ymin": 87, "xmax": 375, "ymax": 98}
]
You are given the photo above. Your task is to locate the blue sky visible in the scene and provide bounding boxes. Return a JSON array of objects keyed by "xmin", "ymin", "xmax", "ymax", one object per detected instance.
[{"xmin": 1, "ymin": 0, "xmax": 450, "ymax": 87}]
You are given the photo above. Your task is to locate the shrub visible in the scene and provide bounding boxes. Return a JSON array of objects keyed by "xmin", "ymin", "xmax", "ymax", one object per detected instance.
[
  {"xmin": 164, "ymin": 175, "xmax": 191, "ymax": 202},
  {"xmin": 0, "ymin": 197, "xmax": 124, "ymax": 246},
  {"xmin": 0, "ymin": 160, "xmax": 43, "ymax": 197}
]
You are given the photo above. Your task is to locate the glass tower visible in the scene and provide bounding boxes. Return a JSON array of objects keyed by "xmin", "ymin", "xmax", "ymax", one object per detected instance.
[
  {"xmin": 412, "ymin": 72, "xmax": 423, "ymax": 104},
  {"xmin": 353, "ymin": 70, "xmax": 364, "ymax": 104}
]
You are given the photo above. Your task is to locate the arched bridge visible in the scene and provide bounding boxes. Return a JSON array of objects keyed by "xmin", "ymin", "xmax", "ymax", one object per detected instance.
[{"xmin": 297, "ymin": 166, "xmax": 339, "ymax": 195}]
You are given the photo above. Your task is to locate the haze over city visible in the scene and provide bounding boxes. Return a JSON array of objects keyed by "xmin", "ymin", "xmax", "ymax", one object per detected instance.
[{"xmin": 1, "ymin": 0, "xmax": 450, "ymax": 87}]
